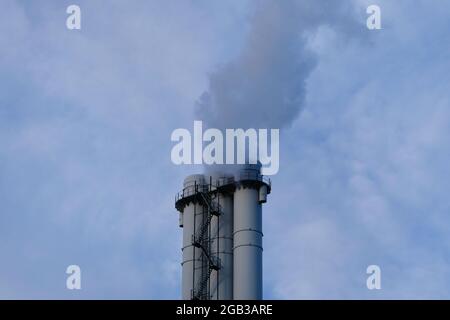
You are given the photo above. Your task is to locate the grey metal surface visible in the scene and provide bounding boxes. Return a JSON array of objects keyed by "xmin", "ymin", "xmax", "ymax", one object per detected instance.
[
  {"xmin": 181, "ymin": 175, "xmax": 205, "ymax": 299},
  {"xmin": 259, "ymin": 184, "xmax": 268, "ymax": 204},
  {"xmin": 208, "ymin": 173, "xmax": 234, "ymax": 300},
  {"xmin": 233, "ymin": 185, "xmax": 263, "ymax": 300},
  {"xmin": 176, "ymin": 167, "xmax": 270, "ymax": 300}
]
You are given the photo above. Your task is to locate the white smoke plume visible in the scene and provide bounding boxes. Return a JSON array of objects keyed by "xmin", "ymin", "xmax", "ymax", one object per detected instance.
[{"xmin": 196, "ymin": 0, "xmax": 360, "ymax": 129}]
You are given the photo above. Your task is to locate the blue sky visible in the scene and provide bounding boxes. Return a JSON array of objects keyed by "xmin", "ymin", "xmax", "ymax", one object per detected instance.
[{"xmin": 1, "ymin": 0, "xmax": 450, "ymax": 299}]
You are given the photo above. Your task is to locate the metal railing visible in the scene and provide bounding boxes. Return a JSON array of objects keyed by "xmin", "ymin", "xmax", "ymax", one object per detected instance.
[
  {"xmin": 238, "ymin": 171, "xmax": 271, "ymax": 186},
  {"xmin": 175, "ymin": 173, "xmax": 270, "ymax": 202}
]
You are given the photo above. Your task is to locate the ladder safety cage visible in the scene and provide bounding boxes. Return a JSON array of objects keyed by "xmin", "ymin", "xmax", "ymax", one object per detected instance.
[
  {"xmin": 190, "ymin": 177, "xmax": 223, "ymax": 300},
  {"xmin": 176, "ymin": 171, "xmax": 271, "ymax": 300}
]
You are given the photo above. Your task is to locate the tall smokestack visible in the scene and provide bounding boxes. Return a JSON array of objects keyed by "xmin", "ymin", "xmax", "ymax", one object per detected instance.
[
  {"xmin": 175, "ymin": 165, "xmax": 271, "ymax": 300},
  {"xmin": 175, "ymin": 0, "xmax": 359, "ymax": 301},
  {"xmin": 232, "ymin": 164, "xmax": 265, "ymax": 299}
]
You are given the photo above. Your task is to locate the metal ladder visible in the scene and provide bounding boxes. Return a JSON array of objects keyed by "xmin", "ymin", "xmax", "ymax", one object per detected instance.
[{"xmin": 191, "ymin": 186, "xmax": 222, "ymax": 300}]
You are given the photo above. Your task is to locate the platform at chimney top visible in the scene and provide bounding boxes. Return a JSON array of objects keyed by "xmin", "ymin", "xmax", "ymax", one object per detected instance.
[{"xmin": 175, "ymin": 167, "xmax": 271, "ymax": 212}]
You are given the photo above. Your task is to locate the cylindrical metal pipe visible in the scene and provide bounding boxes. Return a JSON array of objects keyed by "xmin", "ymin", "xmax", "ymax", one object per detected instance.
[
  {"xmin": 208, "ymin": 173, "xmax": 234, "ymax": 300},
  {"xmin": 259, "ymin": 185, "xmax": 268, "ymax": 204},
  {"xmin": 233, "ymin": 184, "xmax": 263, "ymax": 300},
  {"xmin": 181, "ymin": 174, "xmax": 205, "ymax": 299},
  {"xmin": 177, "ymin": 165, "xmax": 270, "ymax": 301}
]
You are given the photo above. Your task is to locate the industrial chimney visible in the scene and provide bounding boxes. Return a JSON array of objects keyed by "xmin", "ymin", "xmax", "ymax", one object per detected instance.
[{"xmin": 175, "ymin": 164, "xmax": 271, "ymax": 300}]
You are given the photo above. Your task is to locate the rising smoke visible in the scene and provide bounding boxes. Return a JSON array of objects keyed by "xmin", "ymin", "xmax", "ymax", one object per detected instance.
[{"xmin": 196, "ymin": 0, "xmax": 360, "ymax": 130}]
